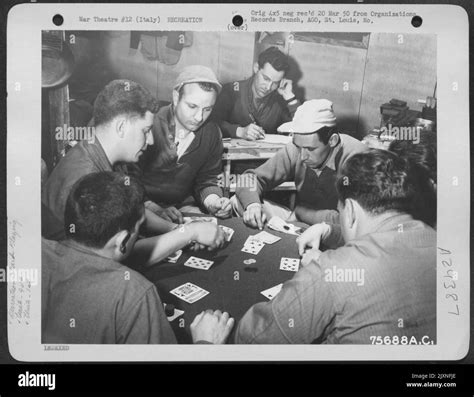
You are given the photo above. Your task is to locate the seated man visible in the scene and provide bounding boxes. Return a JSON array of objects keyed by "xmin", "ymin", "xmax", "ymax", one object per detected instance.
[
  {"xmin": 42, "ymin": 79, "xmax": 225, "ymax": 262},
  {"xmin": 233, "ymin": 99, "xmax": 367, "ymax": 228},
  {"xmin": 42, "ymin": 172, "xmax": 234, "ymax": 344},
  {"xmin": 134, "ymin": 65, "xmax": 231, "ymax": 223},
  {"xmin": 43, "ymin": 79, "xmax": 159, "ymax": 238},
  {"xmin": 211, "ymin": 46, "xmax": 300, "ymax": 140},
  {"xmin": 235, "ymin": 149, "xmax": 436, "ymax": 344},
  {"xmin": 389, "ymin": 131, "xmax": 437, "ymax": 228}
]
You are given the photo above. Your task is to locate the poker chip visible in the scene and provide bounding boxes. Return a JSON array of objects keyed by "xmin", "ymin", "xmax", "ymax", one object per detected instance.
[
  {"xmin": 244, "ymin": 266, "xmax": 258, "ymax": 273},
  {"xmin": 164, "ymin": 304, "xmax": 175, "ymax": 317},
  {"xmin": 243, "ymin": 259, "xmax": 256, "ymax": 265}
]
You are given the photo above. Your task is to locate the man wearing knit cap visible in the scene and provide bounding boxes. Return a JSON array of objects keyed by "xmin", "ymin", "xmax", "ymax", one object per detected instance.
[
  {"xmin": 43, "ymin": 78, "xmax": 225, "ymax": 261},
  {"xmin": 135, "ymin": 65, "xmax": 232, "ymax": 222},
  {"xmin": 233, "ymin": 99, "xmax": 368, "ymax": 227}
]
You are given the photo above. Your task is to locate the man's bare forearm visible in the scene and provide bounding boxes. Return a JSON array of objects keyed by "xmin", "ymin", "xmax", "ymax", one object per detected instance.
[
  {"xmin": 144, "ymin": 208, "xmax": 177, "ymax": 234},
  {"xmin": 131, "ymin": 226, "xmax": 194, "ymax": 266}
]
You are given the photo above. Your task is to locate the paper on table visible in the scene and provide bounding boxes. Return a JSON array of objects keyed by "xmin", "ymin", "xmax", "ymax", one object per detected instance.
[{"xmin": 260, "ymin": 134, "xmax": 292, "ymax": 145}]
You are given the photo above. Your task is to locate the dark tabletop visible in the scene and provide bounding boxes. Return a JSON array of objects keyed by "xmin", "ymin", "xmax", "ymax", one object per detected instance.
[{"xmin": 139, "ymin": 216, "xmax": 303, "ymax": 343}]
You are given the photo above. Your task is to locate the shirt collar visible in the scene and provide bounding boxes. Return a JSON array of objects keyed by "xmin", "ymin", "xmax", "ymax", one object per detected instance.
[
  {"xmin": 60, "ymin": 239, "xmax": 118, "ymax": 264},
  {"xmin": 162, "ymin": 104, "xmax": 202, "ymax": 158},
  {"xmin": 324, "ymin": 139, "xmax": 342, "ymax": 171},
  {"xmin": 85, "ymin": 138, "xmax": 113, "ymax": 171},
  {"xmin": 363, "ymin": 212, "xmax": 418, "ymax": 237}
]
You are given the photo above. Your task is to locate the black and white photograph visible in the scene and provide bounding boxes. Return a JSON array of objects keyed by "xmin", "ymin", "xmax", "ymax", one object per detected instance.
[
  {"xmin": 40, "ymin": 29, "xmax": 438, "ymax": 345},
  {"xmin": 5, "ymin": 3, "xmax": 470, "ymax": 363}
]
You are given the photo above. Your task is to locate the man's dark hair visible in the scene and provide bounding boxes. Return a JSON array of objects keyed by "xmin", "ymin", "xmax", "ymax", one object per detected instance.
[
  {"xmin": 257, "ymin": 46, "xmax": 290, "ymax": 73},
  {"xmin": 93, "ymin": 79, "xmax": 159, "ymax": 127},
  {"xmin": 388, "ymin": 131, "xmax": 437, "ymax": 227},
  {"xmin": 177, "ymin": 81, "xmax": 219, "ymax": 100},
  {"xmin": 64, "ymin": 172, "xmax": 145, "ymax": 248},
  {"xmin": 336, "ymin": 149, "xmax": 435, "ymax": 226},
  {"xmin": 388, "ymin": 131, "xmax": 437, "ymax": 184},
  {"xmin": 315, "ymin": 126, "xmax": 337, "ymax": 145}
]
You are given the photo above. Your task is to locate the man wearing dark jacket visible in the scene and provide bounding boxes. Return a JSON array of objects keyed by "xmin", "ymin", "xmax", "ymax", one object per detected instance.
[
  {"xmin": 135, "ymin": 65, "xmax": 231, "ymax": 223},
  {"xmin": 211, "ymin": 46, "xmax": 301, "ymax": 141}
]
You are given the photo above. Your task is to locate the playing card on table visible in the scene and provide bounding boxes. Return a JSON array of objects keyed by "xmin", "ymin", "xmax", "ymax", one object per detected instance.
[
  {"xmin": 163, "ymin": 303, "xmax": 184, "ymax": 322},
  {"xmin": 279, "ymin": 257, "xmax": 300, "ymax": 272},
  {"xmin": 244, "ymin": 235, "xmax": 262, "ymax": 245},
  {"xmin": 184, "ymin": 256, "xmax": 214, "ymax": 270},
  {"xmin": 242, "ymin": 238, "xmax": 265, "ymax": 255},
  {"xmin": 261, "ymin": 283, "xmax": 283, "ymax": 300},
  {"xmin": 166, "ymin": 250, "xmax": 183, "ymax": 263},
  {"xmin": 267, "ymin": 216, "xmax": 301, "ymax": 236},
  {"xmin": 253, "ymin": 231, "xmax": 281, "ymax": 244},
  {"xmin": 219, "ymin": 225, "xmax": 234, "ymax": 242},
  {"xmin": 170, "ymin": 282, "xmax": 209, "ymax": 304}
]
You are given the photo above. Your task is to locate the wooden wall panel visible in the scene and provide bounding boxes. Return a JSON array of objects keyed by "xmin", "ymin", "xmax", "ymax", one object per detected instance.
[
  {"xmin": 358, "ymin": 33, "xmax": 437, "ymax": 134},
  {"xmin": 102, "ymin": 31, "xmax": 255, "ymax": 102},
  {"xmin": 65, "ymin": 31, "xmax": 436, "ymax": 136},
  {"xmin": 216, "ymin": 32, "xmax": 255, "ymax": 84},
  {"xmin": 102, "ymin": 31, "xmax": 162, "ymax": 99},
  {"xmin": 288, "ymin": 39, "xmax": 368, "ymax": 137}
]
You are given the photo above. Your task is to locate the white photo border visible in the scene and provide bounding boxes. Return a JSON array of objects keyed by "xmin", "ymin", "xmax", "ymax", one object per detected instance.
[{"xmin": 6, "ymin": 3, "xmax": 470, "ymax": 361}]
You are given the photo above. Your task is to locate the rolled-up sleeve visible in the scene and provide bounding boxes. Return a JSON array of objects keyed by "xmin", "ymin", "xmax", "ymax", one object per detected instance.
[
  {"xmin": 234, "ymin": 263, "xmax": 336, "ymax": 344},
  {"xmin": 236, "ymin": 143, "xmax": 298, "ymax": 210}
]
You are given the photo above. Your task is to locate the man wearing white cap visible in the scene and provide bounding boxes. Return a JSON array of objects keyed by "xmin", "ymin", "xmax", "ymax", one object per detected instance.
[
  {"xmin": 133, "ymin": 65, "xmax": 232, "ymax": 222},
  {"xmin": 234, "ymin": 99, "xmax": 368, "ymax": 227},
  {"xmin": 235, "ymin": 150, "xmax": 436, "ymax": 344}
]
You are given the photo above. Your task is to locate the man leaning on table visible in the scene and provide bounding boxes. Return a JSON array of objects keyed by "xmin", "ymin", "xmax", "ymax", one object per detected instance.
[
  {"xmin": 235, "ymin": 149, "xmax": 436, "ymax": 344},
  {"xmin": 133, "ymin": 65, "xmax": 232, "ymax": 223},
  {"xmin": 210, "ymin": 46, "xmax": 300, "ymax": 140},
  {"xmin": 42, "ymin": 79, "xmax": 225, "ymax": 263},
  {"xmin": 42, "ymin": 172, "xmax": 233, "ymax": 344},
  {"xmin": 232, "ymin": 99, "xmax": 368, "ymax": 227}
]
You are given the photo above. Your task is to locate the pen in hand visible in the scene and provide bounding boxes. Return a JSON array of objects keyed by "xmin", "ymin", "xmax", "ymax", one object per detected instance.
[{"xmin": 248, "ymin": 113, "xmax": 265, "ymax": 140}]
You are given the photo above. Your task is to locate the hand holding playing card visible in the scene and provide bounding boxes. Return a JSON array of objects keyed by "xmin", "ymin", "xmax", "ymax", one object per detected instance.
[
  {"xmin": 243, "ymin": 203, "xmax": 267, "ymax": 230},
  {"xmin": 213, "ymin": 197, "xmax": 232, "ymax": 219},
  {"xmin": 188, "ymin": 242, "xmax": 206, "ymax": 251},
  {"xmin": 188, "ymin": 222, "xmax": 226, "ymax": 250},
  {"xmin": 190, "ymin": 309, "xmax": 235, "ymax": 344},
  {"xmin": 219, "ymin": 225, "xmax": 234, "ymax": 242},
  {"xmin": 296, "ymin": 222, "xmax": 332, "ymax": 255},
  {"xmin": 159, "ymin": 206, "xmax": 184, "ymax": 224},
  {"xmin": 301, "ymin": 247, "xmax": 322, "ymax": 267}
]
